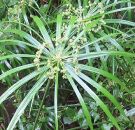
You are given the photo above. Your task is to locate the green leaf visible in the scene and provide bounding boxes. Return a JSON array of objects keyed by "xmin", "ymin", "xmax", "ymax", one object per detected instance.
[
  {"xmin": 104, "ymin": 0, "xmax": 131, "ymax": 9},
  {"xmin": 0, "ymin": 62, "xmax": 46, "ymax": 80},
  {"xmin": 64, "ymin": 16, "xmax": 76, "ymax": 40},
  {"xmin": 105, "ymin": 19, "xmax": 135, "ymax": 27},
  {"xmin": 0, "ymin": 69, "xmax": 44, "ymax": 105},
  {"xmin": 33, "ymin": 16, "xmax": 54, "ymax": 48},
  {"xmin": 56, "ymin": 14, "xmax": 62, "ymax": 40},
  {"xmin": 98, "ymin": 32, "xmax": 124, "ymax": 51},
  {"xmin": 67, "ymin": 74, "xmax": 93, "ymax": 130},
  {"xmin": 54, "ymin": 71, "xmax": 59, "ymax": 130},
  {"xmin": 7, "ymin": 76, "xmax": 47, "ymax": 130},
  {"xmin": 78, "ymin": 51, "xmax": 135, "ymax": 60},
  {"xmin": 0, "ymin": 39, "xmax": 36, "ymax": 48},
  {"xmin": 0, "ymin": 54, "xmax": 35, "ymax": 61},
  {"xmin": 78, "ymin": 64, "xmax": 129, "ymax": 92},
  {"xmin": 105, "ymin": 6, "xmax": 135, "ymax": 15},
  {"xmin": 65, "ymin": 64, "xmax": 120, "ymax": 130},
  {"xmin": 78, "ymin": 72, "xmax": 125, "ymax": 116},
  {"xmin": 3, "ymin": 29, "xmax": 41, "ymax": 48},
  {"xmin": 0, "ymin": 64, "xmax": 35, "ymax": 80},
  {"xmin": 81, "ymin": 33, "xmax": 119, "ymax": 49}
]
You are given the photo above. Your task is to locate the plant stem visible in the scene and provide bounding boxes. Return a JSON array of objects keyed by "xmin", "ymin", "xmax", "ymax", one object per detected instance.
[
  {"xmin": 54, "ymin": 71, "xmax": 59, "ymax": 130},
  {"xmin": 32, "ymin": 80, "xmax": 50, "ymax": 130}
]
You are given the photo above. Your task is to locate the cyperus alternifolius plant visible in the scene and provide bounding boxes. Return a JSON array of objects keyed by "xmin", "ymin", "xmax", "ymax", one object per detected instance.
[{"xmin": 0, "ymin": 0, "xmax": 135, "ymax": 130}]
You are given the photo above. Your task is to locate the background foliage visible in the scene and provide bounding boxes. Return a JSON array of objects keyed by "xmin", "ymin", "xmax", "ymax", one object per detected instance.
[{"xmin": 0, "ymin": 0, "xmax": 135, "ymax": 130}]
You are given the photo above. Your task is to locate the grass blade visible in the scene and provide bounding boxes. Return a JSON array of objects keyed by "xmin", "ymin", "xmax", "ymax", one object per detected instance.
[
  {"xmin": 0, "ymin": 69, "xmax": 44, "ymax": 105},
  {"xmin": 78, "ymin": 72, "xmax": 125, "ymax": 116},
  {"xmin": 105, "ymin": 19, "xmax": 135, "ymax": 27},
  {"xmin": 0, "ymin": 64, "xmax": 35, "ymax": 80},
  {"xmin": 33, "ymin": 16, "xmax": 54, "ymax": 48},
  {"xmin": 67, "ymin": 74, "xmax": 93, "ymax": 130},
  {"xmin": 0, "ymin": 54, "xmax": 35, "ymax": 61},
  {"xmin": 78, "ymin": 51, "xmax": 135, "ymax": 60},
  {"xmin": 7, "ymin": 76, "xmax": 47, "ymax": 130},
  {"xmin": 54, "ymin": 72, "xmax": 59, "ymax": 130},
  {"xmin": 56, "ymin": 14, "xmax": 62, "ymax": 40},
  {"xmin": 65, "ymin": 64, "xmax": 120, "ymax": 130},
  {"xmin": 78, "ymin": 64, "xmax": 129, "ymax": 92}
]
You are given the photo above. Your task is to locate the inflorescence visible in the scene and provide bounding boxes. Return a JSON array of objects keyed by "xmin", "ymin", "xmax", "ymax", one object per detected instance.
[
  {"xmin": 34, "ymin": 1, "xmax": 106, "ymax": 79},
  {"xmin": 62, "ymin": 1, "xmax": 106, "ymax": 33}
]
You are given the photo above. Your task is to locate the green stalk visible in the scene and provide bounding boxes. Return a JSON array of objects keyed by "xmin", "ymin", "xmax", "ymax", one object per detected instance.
[
  {"xmin": 32, "ymin": 80, "xmax": 50, "ymax": 130},
  {"xmin": 54, "ymin": 70, "xmax": 59, "ymax": 130}
]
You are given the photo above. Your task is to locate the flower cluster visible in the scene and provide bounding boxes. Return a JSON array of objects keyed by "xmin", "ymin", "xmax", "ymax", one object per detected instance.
[
  {"xmin": 8, "ymin": 0, "xmax": 26, "ymax": 21},
  {"xmin": 46, "ymin": 49, "xmax": 68, "ymax": 79},
  {"xmin": 33, "ymin": 2, "xmax": 107, "ymax": 80},
  {"xmin": 33, "ymin": 42, "xmax": 46, "ymax": 69},
  {"xmin": 33, "ymin": 42, "xmax": 68, "ymax": 79},
  {"xmin": 33, "ymin": 35, "xmax": 82, "ymax": 79},
  {"xmin": 62, "ymin": 1, "xmax": 106, "ymax": 33},
  {"xmin": 20, "ymin": 0, "xmax": 25, "ymax": 5}
]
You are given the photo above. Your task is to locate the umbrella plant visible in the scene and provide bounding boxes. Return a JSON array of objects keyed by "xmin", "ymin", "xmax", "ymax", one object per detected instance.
[{"xmin": 0, "ymin": 0, "xmax": 135, "ymax": 129}]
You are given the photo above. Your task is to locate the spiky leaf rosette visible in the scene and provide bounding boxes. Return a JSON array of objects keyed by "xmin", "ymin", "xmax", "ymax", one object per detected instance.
[{"xmin": 0, "ymin": 1, "xmax": 135, "ymax": 130}]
